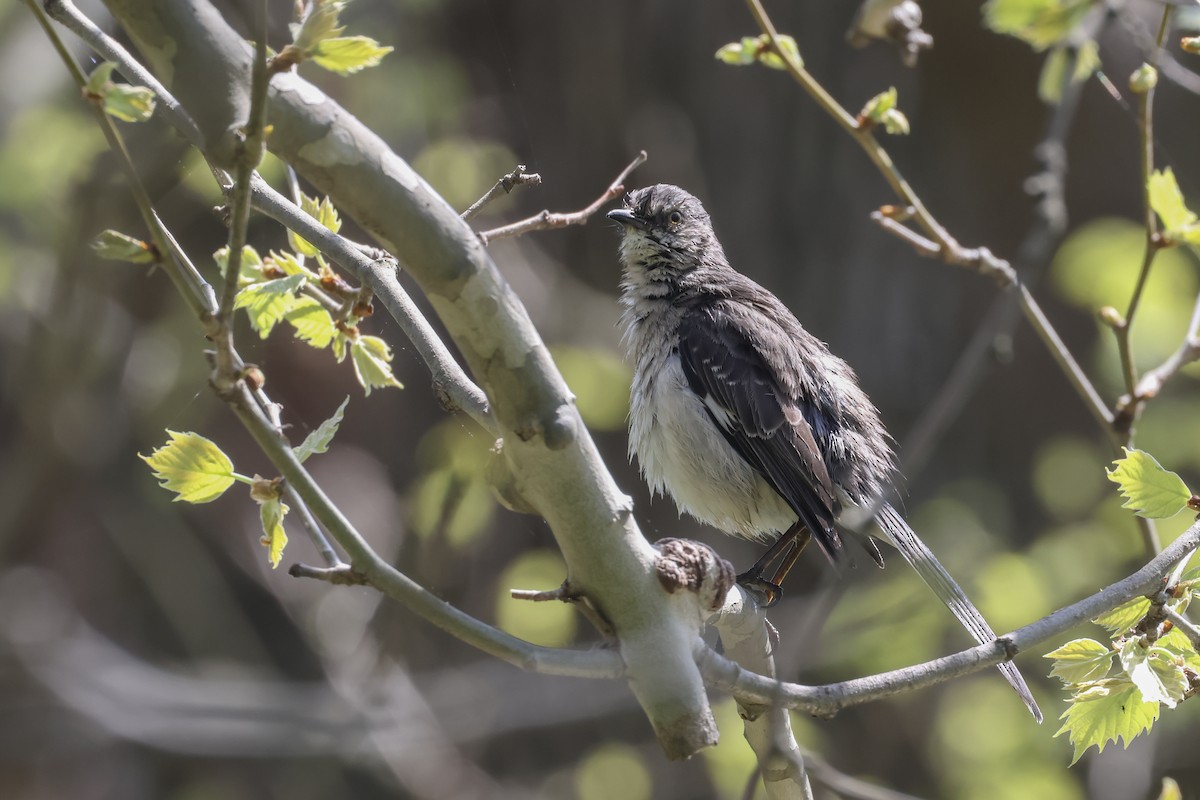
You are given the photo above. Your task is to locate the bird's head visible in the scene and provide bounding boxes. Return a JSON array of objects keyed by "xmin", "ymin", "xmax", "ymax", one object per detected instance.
[{"xmin": 607, "ymin": 184, "xmax": 724, "ymax": 279}]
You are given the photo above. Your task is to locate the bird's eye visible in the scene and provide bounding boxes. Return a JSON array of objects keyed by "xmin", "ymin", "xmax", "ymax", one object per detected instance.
[{"xmin": 668, "ymin": 210, "xmax": 683, "ymax": 225}]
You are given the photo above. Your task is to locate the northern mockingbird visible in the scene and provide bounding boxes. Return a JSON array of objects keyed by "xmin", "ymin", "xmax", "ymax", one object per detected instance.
[{"xmin": 607, "ymin": 183, "xmax": 1041, "ymax": 722}]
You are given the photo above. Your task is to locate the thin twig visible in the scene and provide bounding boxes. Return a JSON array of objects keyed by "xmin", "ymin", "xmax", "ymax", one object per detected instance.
[
  {"xmin": 461, "ymin": 165, "xmax": 542, "ymax": 221},
  {"xmin": 289, "ymin": 562, "xmax": 369, "ymax": 585},
  {"xmin": 284, "ymin": 484, "xmax": 344, "ymax": 568},
  {"xmin": 1164, "ymin": 606, "xmax": 1200, "ymax": 650},
  {"xmin": 477, "ymin": 151, "xmax": 647, "ymax": 245},
  {"xmin": 1134, "ymin": 292, "xmax": 1200, "ymax": 401},
  {"xmin": 699, "ymin": 517, "xmax": 1200, "ymax": 715}
]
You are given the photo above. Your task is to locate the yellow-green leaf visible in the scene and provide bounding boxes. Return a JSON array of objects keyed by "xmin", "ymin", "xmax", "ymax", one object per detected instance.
[
  {"xmin": 1054, "ymin": 678, "xmax": 1160, "ymax": 764},
  {"xmin": 92, "ymin": 229, "xmax": 156, "ymax": 264},
  {"xmin": 1148, "ymin": 168, "xmax": 1200, "ymax": 244},
  {"xmin": 294, "ymin": 396, "xmax": 348, "ymax": 463},
  {"xmin": 234, "ymin": 274, "xmax": 306, "ymax": 338},
  {"xmin": 140, "ymin": 430, "xmax": 236, "ymax": 503},
  {"xmin": 292, "ymin": 0, "xmax": 345, "ymax": 52},
  {"xmin": 311, "ymin": 36, "xmax": 393, "ymax": 75},
  {"xmin": 1093, "ymin": 596, "xmax": 1151, "ymax": 635},
  {"xmin": 287, "ymin": 194, "xmax": 343, "ymax": 257},
  {"xmin": 983, "ymin": 0, "xmax": 1094, "ymax": 51},
  {"xmin": 350, "ymin": 334, "xmax": 403, "ymax": 394},
  {"xmin": 860, "ymin": 87, "xmax": 909, "ymax": 135},
  {"xmin": 1045, "ymin": 638, "xmax": 1114, "ymax": 685},
  {"xmin": 284, "ymin": 296, "xmax": 336, "ymax": 349},
  {"xmin": 1106, "ymin": 448, "xmax": 1193, "ymax": 519},
  {"xmin": 85, "ymin": 62, "xmax": 157, "ymax": 123},
  {"xmin": 216, "ymin": 245, "xmax": 265, "ymax": 284},
  {"xmin": 258, "ymin": 495, "xmax": 289, "ymax": 569},
  {"xmin": 1118, "ymin": 638, "xmax": 1188, "ymax": 708},
  {"xmin": 1157, "ymin": 777, "xmax": 1183, "ymax": 800},
  {"xmin": 714, "ymin": 34, "xmax": 802, "ymax": 70}
]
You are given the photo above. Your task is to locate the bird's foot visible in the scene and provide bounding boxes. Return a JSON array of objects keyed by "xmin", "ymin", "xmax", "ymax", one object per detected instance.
[{"xmin": 736, "ymin": 569, "xmax": 783, "ymax": 608}]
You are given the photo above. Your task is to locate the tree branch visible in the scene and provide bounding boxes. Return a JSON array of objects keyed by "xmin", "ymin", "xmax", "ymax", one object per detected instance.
[
  {"xmin": 477, "ymin": 151, "xmax": 647, "ymax": 244},
  {"xmin": 700, "ymin": 518, "xmax": 1200, "ymax": 715},
  {"xmin": 461, "ymin": 164, "xmax": 542, "ymax": 221}
]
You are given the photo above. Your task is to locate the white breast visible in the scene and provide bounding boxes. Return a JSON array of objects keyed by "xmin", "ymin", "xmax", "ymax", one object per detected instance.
[{"xmin": 628, "ymin": 350, "xmax": 797, "ymax": 542}]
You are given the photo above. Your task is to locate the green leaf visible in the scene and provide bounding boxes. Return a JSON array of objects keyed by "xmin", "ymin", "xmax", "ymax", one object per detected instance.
[
  {"xmin": 1157, "ymin": 777, "xmax": 1183, "ymax": 800},
  {"xmin": 92, "ymin": 229, "xmax": 156, "ymax": 264},
  {"xmin": 1045, "ymin": 638, "xmax": 1114, "ymax": 685},
  {"xmin": 715, "ymin": 37, "xmax": 760, "ymax": 66},
  {"xmin": 1118, "ymin": 638, "xmax": 1188, "ymax": 707},
  {"xmin": 1106, "ymin": 448, "xmax": 1193, "ymax": 519},
  {"xmin": 350, "ymin": 334, "xmax": 403, "ymax": 394},
  {"xmin": 284, "ymin": 296, "xmax": 336, "ymax": 348},
  {"xmin": 215, "ymin": 245, "xmax": 265, "ymax": 284},
  {"xmin": 714, "ymin": 34, "xmax": 802, "ymax": 70},
  {"xmin": 292, "ymin": 0, "xmax": 346, "ymax": 52},
  {"xmin": 983, "ymin": 0, "xmax": 1094, "ymax": 51},
  {"xmin": 1093, "ymin": 596, "xmax": 1151, "ymax": 635},
  {"xmin": 1148, "ymin": 168, "xmax": 1200, "ymax": 244},
  {"xmin": 258, "ymin": 495, "xmax": 289, "ymax": 569},
  {"xmin": 1054, "ymin": 678, "xmax": 1160, "ymax": 764},
  {"xmin": 85, "ymin": 62, "xmax": 157, "ymax": 123},
  {"xmin": 287, "ymin": 194, "xmax": 343, "ymax": 257},
  {"xmin": 1073, "ymin": 39, "xmax": 1101, "ymax": 83},
  {"xmin": 311, "ymin": 36, "xmax": 394, "ymax": 75},
  {"xmin": 234, "ymin": 274, "xmax": 306, "ymax": 338},
  {"xmin": 860, "ymin": 87, "xmax": 910, "ymax": 135},
  {"xmin": 140, "ymin": 430, "xmax": 237, "ymax": 504},
  {"xmin": 294, "ymin": 396, "xmax": 349, "ymax": 462}
]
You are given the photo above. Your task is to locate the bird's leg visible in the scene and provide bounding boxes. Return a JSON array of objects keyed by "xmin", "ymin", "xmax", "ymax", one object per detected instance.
[{"xmin": 736, "ymin": 522, "xmax": 811, "ymax": 608}]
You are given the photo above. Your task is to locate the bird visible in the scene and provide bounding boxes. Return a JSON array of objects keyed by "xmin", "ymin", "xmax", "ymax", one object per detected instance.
[{"xmin": 607, "ymin": 183, "xmax": 1042, "ymax": 723}]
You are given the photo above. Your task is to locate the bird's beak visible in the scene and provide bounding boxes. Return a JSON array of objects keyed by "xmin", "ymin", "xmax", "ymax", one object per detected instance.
[{"xmin": 606, "ymin": 208, "xmax": 647, "ymax": 230}]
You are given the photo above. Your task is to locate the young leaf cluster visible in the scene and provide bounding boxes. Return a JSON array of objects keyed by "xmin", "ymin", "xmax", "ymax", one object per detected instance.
[
  {"xmin": 1047, "ymin": 451, "xmax": 1200, "ymax": 762},
  {"xmin": 859, "ymin": 87, "xmax": 910, "ymax": 136},
  {"xmin": 275, "ymin": 0, "xmax": 393, "ymax": 76},
  {"xmin": 1148, "ymin": 168, "xmax": 1200, "ymax": 247},
  {"xmin": 220, "ymin": 194, "xmax": 403, "ymax": 395},
  {"xmin": 715, "ymin": 34, "xmax": 802, "ymax": 71},
  {"xmin": 140, "ymin": 400, "xmax": 349, "ymax": 567}
]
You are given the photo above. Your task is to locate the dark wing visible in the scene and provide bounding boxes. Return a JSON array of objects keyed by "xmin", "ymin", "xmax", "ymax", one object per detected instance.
[{"xmin": 677, "ymin": 305, "xmax": 844, "ymax": 560}]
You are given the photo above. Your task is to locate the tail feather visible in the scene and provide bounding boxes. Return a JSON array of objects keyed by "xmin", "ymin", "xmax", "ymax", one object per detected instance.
[{"xmin": 875, "ymin": 503, "xmax": 1043, "ymax": 723}]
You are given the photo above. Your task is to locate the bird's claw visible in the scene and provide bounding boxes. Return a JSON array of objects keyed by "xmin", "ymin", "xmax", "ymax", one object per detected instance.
[{"xmin": 736, "ymin": 570, "xmax": 783, "ymax": 608}]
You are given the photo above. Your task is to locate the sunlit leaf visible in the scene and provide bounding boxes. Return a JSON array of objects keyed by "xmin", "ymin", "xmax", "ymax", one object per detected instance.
[
  {"xmin": 215, "ymin": 245, "xmax": 265, "ymax": 284},
  {"xmin": 292, "ymin": 0, "xmax": 345, "ymax": 52},
  {"xmin": 860, "ymin": 87, "xmax": 910, "ymax": 134},
  {"xmin": 234, "ymin": 274, "xmax": 306, "ymax": 338},
  {"xmin": 287, "ymin": 194, "xmax": 343, "ymax": 257},
  {"xmin": 294, "ymin": 396, "xmax": 349, "ymax": 463},
  {"xmin": 139, "ymin": 430, "xmax": 237, "ymax": 504},
  {"xmin": 1045, "ymin": 638, "xmax": 1114, "ymax": 685},
  {"xmin": 983, "ymin": 0, "xmax": 1094, "ymax": 51},
  {"xmin": 257, "ymin": 494, "xmax": 289, "ymax": 568},
  {"xmin": 1118, "ymin": 638, "xmax": 1187, "ymax": 707},
  {"xmin": 714, "ymin": 33, "xmax": 802, "ymax": 70},
  {"xmin": 1038, "ymin": 46, "xmax": 1068, "ymax": 103},
  {"xmin": 92, "ymin": 229, "xmax": 155, "ymax": 264},
  {"xmin": 1106, "ymin": 448, "xmax": 1193, "ymax": 519},
  {"xmin": 311, "ymin": 36, "xmax": 394, "ymax": 75},
  {"xmin": 1157, "ymin": 777, "xmax": 1183, "ymax": 800},
  {"xmin": 1093, "ymin": 596, "xmax": 1151, "ymax": 635},
  {"xmin": 284, "ymin": 296, "xmax": 336, "ymax": 348},
  {"xmin": 1148, "ymin": 168, "xmax": 1200, "ymax": 244},
  {"xmin": 1055, "ymin": 678, "xmax": 1160, "ymax": 764},
  {"xmin": 85, "ymin": 61, "xmax": 156, "ymax": 123},
  {"xmin": 350, "ymin": 334, "xmax": 403, "ymax": 394}
]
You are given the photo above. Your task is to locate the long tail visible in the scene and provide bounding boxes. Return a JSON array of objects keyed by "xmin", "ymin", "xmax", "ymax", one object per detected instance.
[{"xmin": 875, "ymin": 503, "xmax": 1043, "ymax": 723}]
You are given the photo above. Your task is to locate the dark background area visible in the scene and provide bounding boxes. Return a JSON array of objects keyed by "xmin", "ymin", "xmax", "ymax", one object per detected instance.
[{"xmin": 2, "ymin": 0, "xmax": 1200, "ymax": 798}]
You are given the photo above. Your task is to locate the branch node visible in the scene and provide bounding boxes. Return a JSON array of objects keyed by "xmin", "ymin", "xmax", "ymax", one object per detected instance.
[
  {"xmin": 288, "ymin": 562, "xmax": 369, "ymax": 585},
  {"xmin": 654, "ymin": 538, "xmax": 735, "ymax": 610}
]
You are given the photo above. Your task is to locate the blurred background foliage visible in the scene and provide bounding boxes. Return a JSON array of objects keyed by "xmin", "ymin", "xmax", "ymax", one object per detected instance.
[{"xmin": 1, "ymin": 0, "xmax": 1200, "ymax": 798}]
